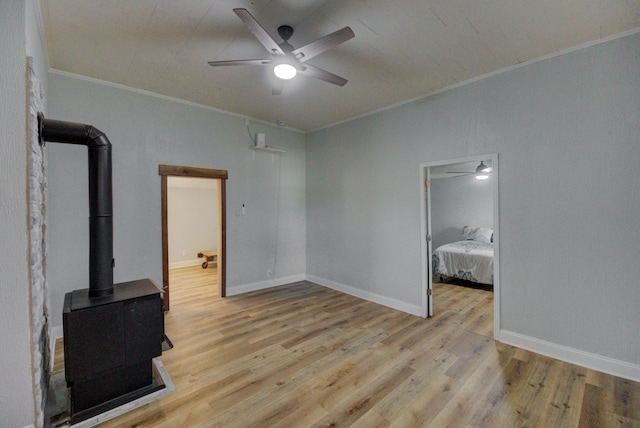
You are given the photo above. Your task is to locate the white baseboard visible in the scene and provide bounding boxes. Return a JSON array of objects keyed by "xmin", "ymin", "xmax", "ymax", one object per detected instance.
[
  {"xmin": 226, "ymin": 274, "xmax": 307, "ymax": 296},
  {"xmin": 51, "ymin": 325, "xmax": 63, "ymax": 341},
  {"xmin": 169, "ymin": 258, "xmax": 207, "ymax": 269},
  {"xmin": 49, "ymin": 325, "xmax": 63, "ymax": 368},
  {"xmin": 305, "ymin": 274, "xmax": 424, "ymax": 317},
  {"xmin": 498, "ymin": 329, "xmax": 640, "ymax": 383}
]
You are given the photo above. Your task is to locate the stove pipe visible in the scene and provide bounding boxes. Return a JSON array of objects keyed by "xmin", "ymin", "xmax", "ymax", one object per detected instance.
[{"xmin": 39, "ymin": 113, "xmax": 114, "ymax": 297}]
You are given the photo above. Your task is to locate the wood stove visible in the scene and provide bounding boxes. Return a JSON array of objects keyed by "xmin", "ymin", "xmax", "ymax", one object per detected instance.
[
  {"xmin": 63, "ymin": 279, "xmax": 164, "ymax": 423},
  {"xmin": 39, "ymin": 115, "xmax": 166, "ymax": 424}
]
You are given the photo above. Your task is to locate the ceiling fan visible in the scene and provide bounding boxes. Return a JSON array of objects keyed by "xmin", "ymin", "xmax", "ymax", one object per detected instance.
[
  {"xmin": 446, "ymin": 161, "xmax": 493, "ymax": 180},
  {"xmin": 207, "ymin": 8, "xmax": 354, "ymax": 95}
]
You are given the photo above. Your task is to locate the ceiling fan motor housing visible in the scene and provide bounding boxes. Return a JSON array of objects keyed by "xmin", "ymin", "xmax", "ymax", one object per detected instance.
[
  {"xmin": 278, "ymin": 25, "xmax": 294, "ymax": 42},
  {"xmin": 277, "ymin": 26, "xmax": 295, "ymax": 54}
]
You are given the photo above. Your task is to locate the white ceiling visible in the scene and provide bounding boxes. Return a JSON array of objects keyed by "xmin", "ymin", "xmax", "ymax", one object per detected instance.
[{"xmin": 39, "ymin": 0, "xmax": 640, "ymax": 132}]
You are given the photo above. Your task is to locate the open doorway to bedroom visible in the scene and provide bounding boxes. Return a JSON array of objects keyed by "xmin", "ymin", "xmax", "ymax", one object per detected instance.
[
  {"xmin": 159, "ymin": 165, "xmax": 228, "ymax": 311},
  {"xmin": 419, "ymin": 154, "xmax": 499, "ymax": 338},
  {"xmin": 168, "ymin": 176, "xmax": 219, "ymax": 299}
]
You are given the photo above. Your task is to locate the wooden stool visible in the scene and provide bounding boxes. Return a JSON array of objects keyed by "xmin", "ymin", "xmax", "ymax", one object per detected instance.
[{"xmin": 197, "ymin": 251, "xmax": 218, "ymax": 269}]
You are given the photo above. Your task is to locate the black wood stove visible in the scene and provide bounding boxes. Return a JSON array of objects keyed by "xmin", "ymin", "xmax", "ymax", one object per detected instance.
[
  {"xmin": 39, "ymin": 115, "xmax": 166, "ymax": 424},
  {"xmin": 62, "ymin": 279, "xmax": 163, "ymax": 423}
]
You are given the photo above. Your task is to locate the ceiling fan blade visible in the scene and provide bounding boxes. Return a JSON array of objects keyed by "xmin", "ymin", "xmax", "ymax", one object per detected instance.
[
  {"xmin": 208, "ymin": 59, "xmax": 272, "ymax": 67},
  {"xmin": 299, "ymin": 64, "xmax": 348, "ymax": 86},
  {"xmin": 292, "ymin": 27, "xmax": 355, "ymax": 63},
  {"xmin": 233, "ymin": 8, "xmax": 285, "ymax": 56}
]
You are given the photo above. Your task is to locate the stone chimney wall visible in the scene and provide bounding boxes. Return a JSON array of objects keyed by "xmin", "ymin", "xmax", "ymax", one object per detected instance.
[{"xmin": 27, "ymin": 57, "xmax": 49, "ymax": 428}]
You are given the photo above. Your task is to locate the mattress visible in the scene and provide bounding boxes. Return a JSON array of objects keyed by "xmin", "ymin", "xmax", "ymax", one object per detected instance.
[{"xmin": 432, "ymin": 240, "xmax": 494, "ymax": 285}]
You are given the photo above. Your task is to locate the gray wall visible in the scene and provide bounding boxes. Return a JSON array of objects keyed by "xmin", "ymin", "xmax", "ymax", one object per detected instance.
[
  {"xmin": 430, "ymin": 175, "xmax": 494, "ymax": 250},
  {"xmin": 307, "ymin": 33, "xmax": 640, "ymax": 365},
  {"xmin": 0, "ymin": 2, "xmax": 33, "ymax": 425},
  {"xmin": 46, "ymin": 73, "xmax": 306, "ymax": 330},
  {"xmin": 26, "ymin": 0, "xmax": 47, "ymax": 98}
]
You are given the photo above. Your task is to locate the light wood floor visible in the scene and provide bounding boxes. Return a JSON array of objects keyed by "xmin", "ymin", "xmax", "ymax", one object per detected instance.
[{"xmin": 54, "ymin": 267, "xmax": 640, "ymax": 427}]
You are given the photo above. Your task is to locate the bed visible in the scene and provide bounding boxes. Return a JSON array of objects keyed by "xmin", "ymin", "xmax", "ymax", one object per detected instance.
[{"xmin": 432, "ymin": 226, "xmax": 494, "ymax": 285}]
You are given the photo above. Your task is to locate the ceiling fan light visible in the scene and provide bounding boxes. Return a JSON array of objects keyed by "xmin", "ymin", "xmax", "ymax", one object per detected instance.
[
  {"xmin": 475, "ymin": 161, "xmax": 491, "ymax": 180},
  {"xmin": 476, "ymin": 161, "xmax": 492, "ymax": 174},
  {"xmin": 274, "ymin": 63, "xmax": 297, "ymax": 80}
]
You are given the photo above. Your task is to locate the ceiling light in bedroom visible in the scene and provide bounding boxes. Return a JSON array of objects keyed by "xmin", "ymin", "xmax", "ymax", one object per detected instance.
[
  {"xmin": 475, "ymin": 161, "xmax": 491, "ymax": 180},
  {"xmin": 477, "ymin": 161, "xmax": 492, "ymax": 173}
]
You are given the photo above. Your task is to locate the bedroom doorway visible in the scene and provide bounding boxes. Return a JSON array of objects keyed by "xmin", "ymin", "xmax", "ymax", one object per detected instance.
[
  {"xmin": 419, "ymin": 154, "xmax": 499, "ymax": 337},
  {"xmin": 159, "ymin": 165, "xmax": 228, "ymax": 311}
]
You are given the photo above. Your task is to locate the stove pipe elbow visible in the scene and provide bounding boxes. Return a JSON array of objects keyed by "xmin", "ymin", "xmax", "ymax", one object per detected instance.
[{"xmin": 39, "ymin": 113, "xmax": 114, "ymax": 298}]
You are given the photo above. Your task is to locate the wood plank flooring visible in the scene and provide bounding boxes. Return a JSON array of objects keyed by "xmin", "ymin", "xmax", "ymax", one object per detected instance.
[{"xmin": 54, "ymin": 268, "xmax": 640, "ymax": 427}]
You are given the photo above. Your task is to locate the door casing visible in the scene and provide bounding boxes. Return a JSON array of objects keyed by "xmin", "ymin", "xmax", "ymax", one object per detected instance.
[
  {"xmin": 159, "ymin": 164, "xmax": 228, "ymax": 310},
  {"xmin": 418, "ymin": 154, "xmax": 500, "ymax": 338}
]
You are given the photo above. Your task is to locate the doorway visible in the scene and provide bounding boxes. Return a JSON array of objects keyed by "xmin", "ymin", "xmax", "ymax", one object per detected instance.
[
  {"xmin": 159, "ymin": 165, "xmax": 228, "ymax": 310},
  {"xmin": 419, "ymin": 154, "xmax": 500, "ymax": 338}
]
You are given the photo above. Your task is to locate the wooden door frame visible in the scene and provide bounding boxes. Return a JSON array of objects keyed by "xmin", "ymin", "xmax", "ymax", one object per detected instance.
[{"xmin": 159, "ymin": 164, "xmax": 228, "ymax": 310}]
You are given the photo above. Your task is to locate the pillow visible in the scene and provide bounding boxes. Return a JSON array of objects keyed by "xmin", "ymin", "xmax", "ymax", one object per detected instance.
[
  {"xmin": 462, "ymin": 226, "xmax": 493, "ymax": 243},
  {"xmin": 474, "ymin": 228, "xmax": 493, "ymax": 243},
  {"xmin": 462, "ymin": 226, "xmax": 477, "ymax": 240}
]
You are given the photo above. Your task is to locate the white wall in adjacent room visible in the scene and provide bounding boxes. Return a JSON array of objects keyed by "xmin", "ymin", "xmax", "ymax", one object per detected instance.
[
  {"xmin": 168, "ymin": 177, "xmax": 218, "ymax": 268},
  {"xmin": 430, "ymin": 174, "xmax": 494, "ymax": 250}
]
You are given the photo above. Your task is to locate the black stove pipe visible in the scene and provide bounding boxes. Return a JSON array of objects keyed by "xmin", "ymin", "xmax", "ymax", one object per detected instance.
[{"xmin": 39, "ymin": 113, "xmax": 114, "ymax": 297}]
